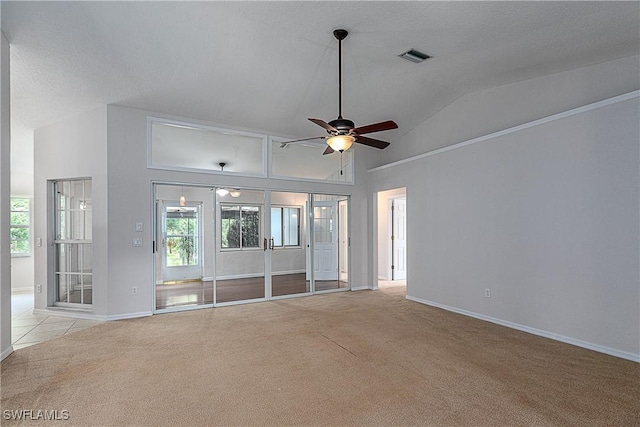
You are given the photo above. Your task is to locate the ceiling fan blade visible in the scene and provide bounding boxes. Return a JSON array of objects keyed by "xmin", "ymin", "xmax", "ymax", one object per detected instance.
[
  {"xmin": 323, "ymin": 146, "xmax": 335, "ymax": 155},
  {"xmin": 353, "ymin": 120, "xmax": 398, "ymax": 135},
  {"xmin": 308, "ymin": 118, "xmax": 338, "ymax": 132},
  {"xmin": 356, "ymin": 135, "xmax": 391, "ymax": 149},
  {"xmin": 280, "ymin": 136, "xmax": 326, "ymax": 145}
]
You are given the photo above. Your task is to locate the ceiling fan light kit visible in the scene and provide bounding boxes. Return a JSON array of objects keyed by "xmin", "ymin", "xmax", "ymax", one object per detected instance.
[
  {"xmin": 327, "ymin": 134, "xmax": 355, "ymax": 152},
  {"xmin": 283, "ymin": 29, "xmax": 398, "ymax": 155}
]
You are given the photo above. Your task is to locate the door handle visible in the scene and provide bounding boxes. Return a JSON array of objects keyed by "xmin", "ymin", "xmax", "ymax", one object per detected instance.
[{"xmin": 263, "ymin": 238, "xmax": 268, "ymax": 251}]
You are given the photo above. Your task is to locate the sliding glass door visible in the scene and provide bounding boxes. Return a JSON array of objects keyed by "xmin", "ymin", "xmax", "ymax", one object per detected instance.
[
  {"xmin": 154, "ymin": 185, "xmax": 212, "ymax": 311},
  {"xmin": 215, "ymin": 189, "xmax": 266, "ymax": 304},
  {"xmin": 270, "ymin": 192, "xmax": 310, "ymax": 298},
  {"xmin": 153, "ymin": 185, "xmax": 349, "ymax": 312}
]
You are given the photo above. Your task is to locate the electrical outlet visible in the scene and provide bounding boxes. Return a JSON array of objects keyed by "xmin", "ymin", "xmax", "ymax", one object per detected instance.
[
  {"xmin": 132, "ymin": 238, "xmax": 143, "ymax": 247},
  {"xmin": 131, "ymin": 287, "xmax": 138, "ymax": 295},
  {"xmin": 485, "ymin": 288, "xmax": 491, "ymax": 298},
  {"xmin": 36, "ymin": 284, "xmax": 42, "ymax": 293}
]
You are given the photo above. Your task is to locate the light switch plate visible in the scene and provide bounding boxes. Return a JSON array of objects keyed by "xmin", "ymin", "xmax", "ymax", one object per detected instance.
[{"xmin": 135, "ymin": 222, "xmax": 143, "ymax": 232}]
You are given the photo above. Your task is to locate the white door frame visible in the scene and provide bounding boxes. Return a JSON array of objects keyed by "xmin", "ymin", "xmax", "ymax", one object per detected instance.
[{"xmin": 390, "ymin": 197, "xmax": 407, "ymax": 280}]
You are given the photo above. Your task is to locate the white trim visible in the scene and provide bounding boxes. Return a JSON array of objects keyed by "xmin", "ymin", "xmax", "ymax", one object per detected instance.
[
  {"xmin": 216, "ymin": 273, "xmax": 264, "ymax": 281},
  {"xmin": 1, "ymin": 346, "xmax": 14, "ymax": 361},
  {"xmin": 107, "ymin": 311, "xmax": 153, "ymax": 321},
  {"xmin": 350, "ymin": 285, "xmax": 371, "ymax": 291},
  {"xmin": 11, "ymin": 286, "xmax": 33, "ymax": 294},
  {"xmin": 406, "ymin": 295, "xmax": 640, "ymax": 363},
  {"xmin": 369, "ymin": 90, "xmax": 640, "ymax": 173},
  {"xmin": 272, "ymin": 269, "xmax": 306, "ymax": 276},
  {"xmin": 34, "ymin": 308, "xmax": 106, "ymax": 321},
  {"xmin": 33, "ymin": 310, "xmax": 152, "ymax": 321},
  {"xmin": 216, "ymin": 270, "xmax": 305, "ymax": 281}
]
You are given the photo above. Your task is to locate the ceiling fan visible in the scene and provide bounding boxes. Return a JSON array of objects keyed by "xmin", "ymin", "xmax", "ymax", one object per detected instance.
[{"xmin": 283, "ymin": 29, "xmax": 398, "ymax": 155}]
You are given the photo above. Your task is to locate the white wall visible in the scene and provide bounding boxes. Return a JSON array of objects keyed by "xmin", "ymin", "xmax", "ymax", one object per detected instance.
[
  {"xmin": 1, "ymin": 30, "xmax": 13, "ymax": 360},
  {"xmin": 33, "ymin": 106, "xmax": 108, "ymax": 315},
  {"xmin": 370, "ymin": 88, "xmax": 639, "ymax": 360},
  {"xmin": 382, "ymin": 55, "xmax": 640, "ymax": 165}
]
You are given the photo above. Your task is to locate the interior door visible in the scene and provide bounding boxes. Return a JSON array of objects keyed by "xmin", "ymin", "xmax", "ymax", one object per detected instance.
[
  {"xmin": 162, "ymin": 202, "xmax": 202, "ymax": 282},
  {"xmin": 313, "ymin": 201, "xmax": 338, "ymax": 281},
  {"xmin": 392, "ymin": 198, "xmax": 407, "ymax": 280}
]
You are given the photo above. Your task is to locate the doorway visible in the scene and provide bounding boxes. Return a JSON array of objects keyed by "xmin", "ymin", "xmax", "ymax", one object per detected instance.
[
  {"xmin": 161, "ymin": 203, "xmax": 202, "ymax": 282},
  {"xmin": 377, "ymin": 188, "xmax": 407, "ymax": 291},
  {"xmin": 313, "ymin": 194, "xmax": 349, "ymax": 292},
  {"xmin": 155, "ymin": 185, "xmax": 213, "ymax": 310}
]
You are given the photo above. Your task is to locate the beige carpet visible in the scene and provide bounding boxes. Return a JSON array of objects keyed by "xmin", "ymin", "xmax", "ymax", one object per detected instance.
[{"xmin": 1, "ymin": 284, "xmax": 638, "ymax": 426}]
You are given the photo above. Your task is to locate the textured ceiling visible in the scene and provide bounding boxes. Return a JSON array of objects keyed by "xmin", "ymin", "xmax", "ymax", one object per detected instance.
[{"xmin": 3, "ymin": 1, "xmax": 639, "ymax": 166}]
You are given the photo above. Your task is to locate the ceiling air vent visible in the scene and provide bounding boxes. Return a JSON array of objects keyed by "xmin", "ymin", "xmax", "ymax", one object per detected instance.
[{"xmin": 399, "ymin": 49, "xmax": 430, "ymax": 64}]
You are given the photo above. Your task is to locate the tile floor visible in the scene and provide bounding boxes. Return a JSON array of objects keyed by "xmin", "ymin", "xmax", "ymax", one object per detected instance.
[{"xmin": 11, "ymin": 293, "xmax": 103, "ymax": 350}]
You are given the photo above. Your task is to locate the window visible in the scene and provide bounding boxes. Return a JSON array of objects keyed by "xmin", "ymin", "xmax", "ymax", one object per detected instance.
[
  {"xmin": 221, "ymin": 204, "xmax": 261, "ymax": 249},
  {"xmin": 271, "ymin": 207, "xmax": 300, "ymax": 247},
  {"xmin": 53, "ymin": 179, "xmax": 92, "ymax": 306},
  {"xmin": 149, "ymin": 119, "xmax": 266, "ymax": 176},
  {"xmin": 10, "ymin": 197, "xmax": 30, "ymax": 256}
]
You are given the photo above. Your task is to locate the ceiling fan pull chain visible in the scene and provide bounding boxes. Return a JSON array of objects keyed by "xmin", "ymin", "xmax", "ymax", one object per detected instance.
[{"xmin": 340, "ymin": 151, "xmax": 344, "ymax": 175}]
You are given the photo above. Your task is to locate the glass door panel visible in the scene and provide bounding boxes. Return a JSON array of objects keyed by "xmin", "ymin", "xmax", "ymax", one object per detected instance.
[
  {"xmin": 270, "ymin": 192, "xmax": 310, "ymax": 297},
  {"xmin": 313, "ymin": 194, "xmax": 349, "ymax": 292},
  {"xmin": 163, "ymin": 205, "xmax": 201, "ymax": 281},
  {"xmin": 154, "ymin": 185, "xmax": 213, "ymax": 311},
  {"xmin": 215, "ymin": 188, "xmax": 266, "ymax": 303}
]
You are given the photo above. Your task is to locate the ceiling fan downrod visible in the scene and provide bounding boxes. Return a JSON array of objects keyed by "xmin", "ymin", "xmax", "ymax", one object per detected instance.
[{"xmin": 334, "ymin": 29, "xmax": 348, "ymax": 120}]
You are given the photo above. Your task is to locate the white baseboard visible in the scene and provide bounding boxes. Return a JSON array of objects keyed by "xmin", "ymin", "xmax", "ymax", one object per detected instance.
[
  {"xmin": 34, "ymin": 308, "xmax": 106, "ymax": 321},
  {"xmin": 406, "ymin": 295, "xmax": 640, "ymax": 363},
  {"xmin": 1, "ymin": 346, "xmax": 14, "ymax": 361},
  {"xmin": 351, "ymin": 286, "xmax": 371, "ymax": 291},
  {"xmin": 157, "ymin": 271, "xmax": 307, "ymax": 284},
  {"xmin": 34, "ymin": 308, "xmax": 153, "ymax": 322},
  {"xmin": 107, "ymin": 311, "xmax": 153, "ymax": 321},
  {"xmin": 217, "ymin": 270, "xmax": 305, "ymax": 281}
]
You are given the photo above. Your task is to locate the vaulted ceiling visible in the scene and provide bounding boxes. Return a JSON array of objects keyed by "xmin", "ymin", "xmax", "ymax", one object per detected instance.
[{"xmin": 3, "ymin": 1, "xmax": 639, "ymax": 172}]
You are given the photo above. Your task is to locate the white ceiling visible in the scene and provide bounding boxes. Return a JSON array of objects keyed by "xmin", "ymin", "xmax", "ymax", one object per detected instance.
[{"xmin": 3, "ymin": 1, "xmax": 639, "ymax": 171}]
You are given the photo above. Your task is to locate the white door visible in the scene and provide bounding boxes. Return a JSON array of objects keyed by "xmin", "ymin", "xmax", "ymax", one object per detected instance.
[
  {"xmin": 162, "ymin": 202, "xmax": 202, "ymax": 282},
  {"xmin": 392, "ymin": 198, "xmax": 407, "ymax": 280},
  {"xmin": 313, "ymin": 201, "xmax": 338, "ymax": 281}
]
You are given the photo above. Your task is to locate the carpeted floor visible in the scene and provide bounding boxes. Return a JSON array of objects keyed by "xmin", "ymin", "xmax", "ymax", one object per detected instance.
[{"xmin": 1, "ymin": 283, "xmax": 638, "ymax": 426}]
